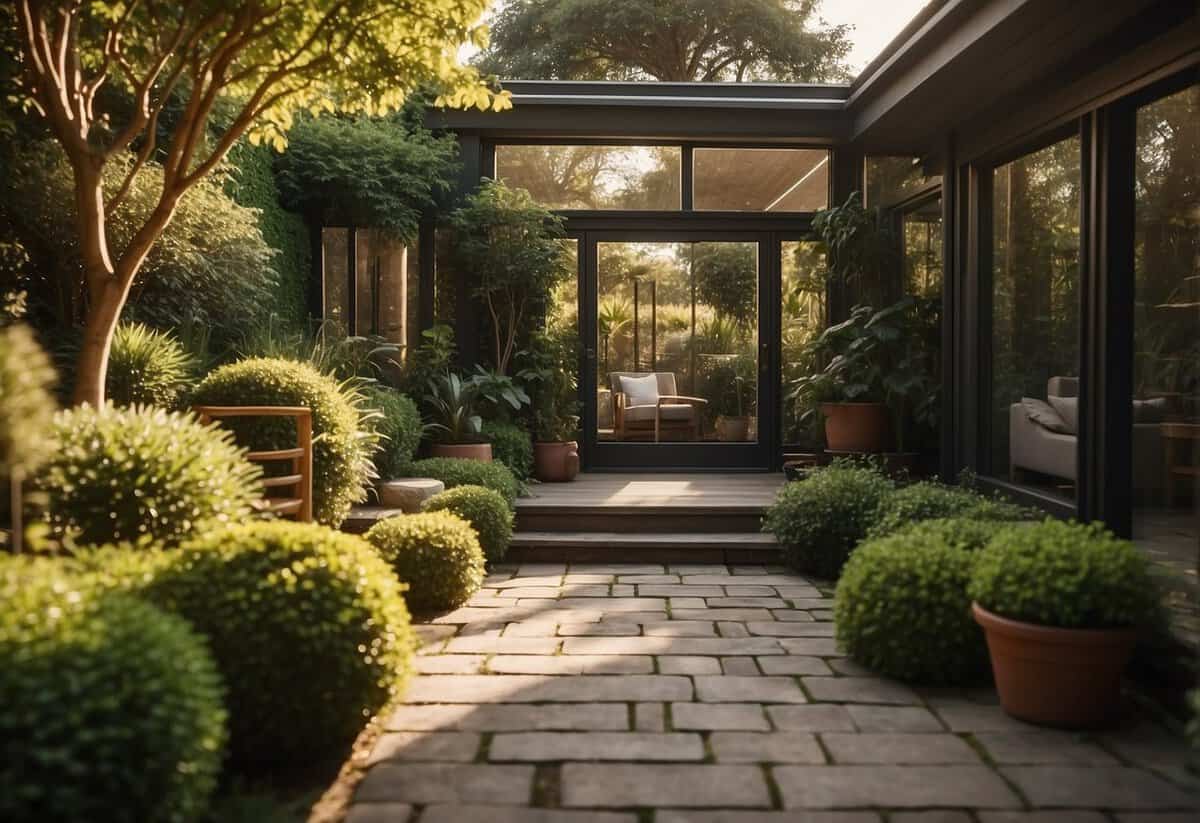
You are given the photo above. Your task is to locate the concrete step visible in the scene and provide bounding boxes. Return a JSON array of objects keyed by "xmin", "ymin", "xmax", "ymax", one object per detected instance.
[
  {"xmin": 514, "ymin": 506, "xmax": 766, "ymax": 534},
  {"xmin": 508, "ymin": 531, "xmax": 780, "ymax": 564}
]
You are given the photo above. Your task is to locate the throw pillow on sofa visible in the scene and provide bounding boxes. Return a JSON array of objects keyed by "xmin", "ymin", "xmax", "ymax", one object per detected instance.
[
  {"xmin": 1021, "ymin": 398, "xmax": 1070, "ymax": 434},
  {"xmin": 1048, "ymin": 395, "xmax": 1079, "ymax": 433}
]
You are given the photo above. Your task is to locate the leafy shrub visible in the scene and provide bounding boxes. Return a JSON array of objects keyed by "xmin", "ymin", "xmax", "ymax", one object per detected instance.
[
  {"xmin": 423, "ymin": 484, "xmax": 513, "ymax": 564},
  {"xmin": 366, "ymin": 511, "xmax": 485, "ymax": 613},
  {"xmin": 37, "ymin": 405, "xmax": 261, "ymax": 549},
  {"xmin": 482, "ymin": 419, "xmax": 534, "ymax": 480},
  {"xmin": 868, "ymin": 481, "xmax": 1031, "ymax": 540},
  {"xmin": 410, "ymin": 457, "xmax": 519, "ymax": 508},
  {"xmin": 0, "ymin": 323, "xmax": 56, "ymax": 480},
  {"xmin": 145, "ymin": 521, "xmax": 414, "ymax": 767},
  {"xmin": 193, "ymin": 358, "xmax": 379, "ymax": 526},
  {"xmin": 763, "ymin": 462, "xmax": 894, "ymax": 579},
  {"xmin": 835, "ymin": 518, "xmax": 1007, "ymax": 684},
  {"xmin": 0, "ymin": 557, "xmax": 226, "ymax": 823},
  {"xmin": 968, "ymin": 519, "xmax": 1160, "ymax": 629},
  {"xmin": 106, "ymin": 323, "xmax": 194, "ymax": 409},
  {"xmin": 363, "ymin": 385, "xmax": 423, "ymax": 480}
]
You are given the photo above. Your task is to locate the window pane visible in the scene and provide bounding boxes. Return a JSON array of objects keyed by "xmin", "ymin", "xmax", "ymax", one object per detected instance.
[
  {"xmin": 865, "ymin": 156, "xmax": 941, "ymax": 208},
  {"xmin": 903, "ymin": 198, "xmax": 943, "ymax": 299},
  {"xmin": 781, "ymin": 240, "xmax": 827, "ymax": 445},
  {"xmin": 355, "ymin": 229, "xmax": 419, "ymax": 356},
  {"xmin": 321, "ymin": 228, "xmax": 349, "ymax": 331},
  {"xmin": 1133, "ymin": 84, "xmax": 1200, "ymax": 593},
  {"xmin": 495, "ymin": 145, "xmax": 681, "ymax": 210},
  {"xmin": 990, "ymin": 136, "xmax": 1082, "ymax": 499},
  {"xmin": 694, "ymin": 148, "xmax": 829, "ymax": 211},
  {"xmin": 596, "ymin": 242, "xmax": 758, "ymax": 443}
]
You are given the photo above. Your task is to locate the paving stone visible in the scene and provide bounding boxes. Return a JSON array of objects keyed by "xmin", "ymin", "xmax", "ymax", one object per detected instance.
[
  {"xmin": 779, "ymin": 638, "xmax": 843, "ymax": 656},
  {"xmin": 641, "ymin": 585, "xmax": 726, "ymax": 597},
  {"xmin": 617, "ymin": 575, "xmax": 680, "ymax": 584},
  {"xmin": 658, "ymin": 813, "xmax": 879, "ymax": 823},
  {"xmin": 822, "ymin": 733, "xmax": 981, "ymax": 764},
  {"xmin": 717, "ymin": 619, "xmax": 751, "ymax": 638},
  {"xmin": 414, "ymin": 655, "xmax": 485, "ymax": 674},
  {"xmin": 670, "ymin": 565, "xmax": 730, "ymax": 575},
  {"xmin": 414, "ymin": 624, "xmax": 458, "ymax": 646},
  {"xmin": 550, "ymin": 584, "xmax": 615, "ymax": 597},
  {"xmin": 695, "ymin": 675, "xmax": 807, "ymax": 703},
  {"xmin": 368, "ymin": 731, "xmax": 481, "ymax": 764},
  {"xmin": 1002, "ymin": 766, "xmax": 1198, "ymax": 810},
  {"xmin": 1099, "ymin": 722, "xmax": 1196, "ymax": 766},
  {"xmin": 673, "ymin": 702, "xmax": 770, "ymax": 731},
  {"xmin": 611, "ymin": 584, "xmax": 635, "ymax": 596},
  {"xmin": 802, "ymin": 677, "xmax": 921, "ymax": 705},
  {"xmin": 932, "ymin": 702, "xmax": 1033, "ymax": 732},
  {"xmin": 558, "ymin": 622, "xmax": 641, "ymax": 636},
  {"xmin": 723, "ymin": 585, "xmax": 776, "ymax": 596},
  {"xmin": 487, "ymin": 655, "xmax": 654, "ymax": 675},
  {"xmin": 386, "ymin": 703, "xmax": 629, "ymax": 731},
  {"xmin": 496, "ymin": 586, "xmax": 562, "ymax": 598},
  {"xmin": 489, "ymin": 576, "xmax": 566, "ymax": 588},
  {"xmin": 846, "ymin": 705, "xmax": 945, "ymax": 732},
  {"xmin": 774, "ymin": 587, "xmax": 824, "ymax": 599},
  {"xmin": 561, "ymin": 764, "xmax": 771, "ymax": 808},
  {"xmin": 812, "ymin": 609, "xmax": 836, "ymax": 621},
  {"xmin": 721, "ymin": 657, "xmax": 761, "ymax": 676},
  {"xmin": 562, "ymin": 637, "xmax": 784, "ymax": 656},
  {"xmin": 758, "ymin": 656, "xmax": 832, "ymax": 676},
  {"xmin": 975, "ymin": 730, "xmax": 1120, "ymax": 765},
  {"xmin": 828, "ymin": 658, "xmax": 874, "ymax": 676},
  {"xmin": 444, "ymin": 636, "xmax": 560, "ymax": 655},
  {"xmin": 557, "ymin": 597, "xmax": 666, "ymax": 611},
  {"xmin": 345, "ymin": 803, "xmax": 414, "ymax": 823},
  {"xmin": 684, "ymin": 575, "xmax": 802, "ymax": 586},
  {"xmin": 355, "ymin": 763, "xmax": 534, "ymax": 805},
  {"xmin": 772, "ymin": 609, "xmax": 818, "ymax": 622},
  {"xmin": 671, "ymin": 609, "xmax": 776, "ymax": 622},
  {"xmin": 643, "ymin": 621, "xmax": 720, "ymax": 637},
  {"xmin": 516, "ymin": 564, "xmax": 566, "ymax": 576},
  {"xmin": 503, "ymin": 622, "xmax": 562, "ymax": 637},
  {"xmin": 563, "ymin": 574, "xmax": 617, "ymax": 584},
  {"xmin": 709, "ymin": 731, "xmax": 825, "ymax": 763},
  {"xmin": 491, "ymin": 731, "xmax": 704, "ymax": 761},
  {"xmin": 669, "ymin": 597, "xmax": 709, "ymax": 609},
  {"xmin": 659, "ymin": 656, "xmax": 722, "ymax": 675},
  {"xmin": 404, "ymin": 674, "xmax": 692, "ymax": 703},
  {"xmin": 979, "ymin": 813, "xmax": 1108, "ymax": 823},
  {"xmin": 706, "ymin": 597, "xmax": 789, "ymax": 608},
  {"xmin": 419, "ymin": 806, "xmax": 636, "ymax": 823},
  {"xmin": 635, "ymin": 702, "xmax": 664, "ymax": 731},
  {"xmin": 601, "ymin": 611, "xmax": 669, "ymax": 623},
  {"xmin": 783, "ymin": 598, "xmax": 835, "ymax": 610},
  {"xmin": 889, "ymin": 813, "xmax": 973, "ymax": 823},
  {"xmin": 766, "ymin": 704, "xmax": 856, "ymax": 731},
  {"xmin": 569, "ymin": 564, "xmax": 665, "ymax": 574},
  {"xmin": 1112, "ymin": 815, "xmax": 1200, "ymax": 823},
  {"xmin": 773, "ymin": 765, "xmax": 1021, "ymax": 808},
  {"xmin": 747, "ymin": 621, "xmax": 835, "ymax": 637}
]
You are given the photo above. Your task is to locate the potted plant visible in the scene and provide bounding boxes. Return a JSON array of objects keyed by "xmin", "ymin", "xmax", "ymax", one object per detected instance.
[
  {"xmin": 519, "ymin": 331, "xmax": 580, "ymax": 482},
  {"xmin": 708, "ymin": 356, "xmax": 755, "ymax": 442},
  {"xmin": 968, "ymin": 519, "xmax": 1160, "ymax": 729},
  {"xmin": 424, "ymin": 372, "xmax": 492, "ymax": 461}
]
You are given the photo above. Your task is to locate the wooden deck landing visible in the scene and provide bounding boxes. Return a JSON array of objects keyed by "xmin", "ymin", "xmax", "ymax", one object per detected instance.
[{"xmin": 517, "ymin": 472, "xmax": 784, "ymax": 511}]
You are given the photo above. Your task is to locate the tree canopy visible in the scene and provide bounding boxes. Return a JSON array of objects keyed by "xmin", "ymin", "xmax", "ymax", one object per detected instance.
[{"xmin": 475, "ymin": 0, "xmax": 852, "ymax": 82}]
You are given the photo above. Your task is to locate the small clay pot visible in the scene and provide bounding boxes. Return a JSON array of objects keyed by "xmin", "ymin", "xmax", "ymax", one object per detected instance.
[
  {"xmin": 534, "ymin": 441, "xmax": 580, "ymax": 482},
  {"xmin": 715, "ymin": 416, "xmax": 752, "ymax": 442},
  {"xmin": 430, "ymin": 442, "xmax": 493, "ymax": 462},
  {"xmin": 972, "ymin": 603, "xmax": 1137, "ymax": 729},
  {"xmin": 820, "ymin": 402, "xmax": 891, "ymax": 452}
]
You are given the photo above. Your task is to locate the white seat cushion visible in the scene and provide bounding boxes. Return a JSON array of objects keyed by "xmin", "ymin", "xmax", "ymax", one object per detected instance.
[
  {"xmin": 619, "ymin": 373, "xmax": 660, "ymax": 407},
  {"xmin": 624, "ymin": 403, "xmax": 694, "ymax": 424}
]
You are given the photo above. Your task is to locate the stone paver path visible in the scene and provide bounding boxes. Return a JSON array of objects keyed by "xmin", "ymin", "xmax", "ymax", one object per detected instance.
[{"xmin": 347, "ymin": 563, "xmax": 1199, "ymax": 823}]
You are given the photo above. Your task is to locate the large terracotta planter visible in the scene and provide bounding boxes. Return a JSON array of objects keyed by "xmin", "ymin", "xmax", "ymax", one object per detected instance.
[
  {"xmin": 820, "ymin": 402, "xmax": 891, "ymax": 452},
  {"xmin": 534, "ymin": 441, "xmax": 579, "ymax": 482},
  {"xmin": 431, "ymin": 442, "xmax": 493, "ymax": 462},
  {"xmin": 972, "ymin": 603, "xmax": 1137, "ymax": 729}
]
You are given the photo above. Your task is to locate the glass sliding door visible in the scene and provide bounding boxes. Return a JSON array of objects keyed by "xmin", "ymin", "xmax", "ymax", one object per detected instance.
[{"xmin": 588, "ymin": 236, "xmax": 766, "ymax": 468}]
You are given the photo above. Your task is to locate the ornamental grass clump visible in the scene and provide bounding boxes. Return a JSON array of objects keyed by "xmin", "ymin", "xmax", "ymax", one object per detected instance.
[
  {"xmin": 0, "ymin": 557, "xmax": 226, "ymax": 823},
  {"xmin": 835, "ymin": 518, "xmax": 1009, "ymax": 684},
  {"xmin": 106, "ymin": 322, "xmax": 195, "ymax": 409},
  {"xmin": 37, "ymin": 404, "xmax": 261, "ymax": 549},
  {"xmin": 868, "ymin": 481, "xmax": 1031, "ymax": 540},
  {"xmin": 423, "ymin": 484, "xmax": 514, "ymax": 564},
  {"xmin": 362, "ymin": 384, "xmax": 423, "ymax": 480},
  {"xmin": 193, "ymin": 357, "xmax": 379, "ymax": 526},
  {"xmin": 366, "ymin": 511, "xmax": 486, "ymax": 614},
  {"xmin": 762, "ymin": 462, "xmax": 894, "ymax": 579},
  {"xmin": 968, "ymin": 519, "xmax": 1159, "ymax": 629},
  {"xmin": 409, "ymin": 456, "xmax": 520, "ymax": 508},
  {"xmin": 143, "ymin": 521, "xmax": 414, "ymax": 768}
]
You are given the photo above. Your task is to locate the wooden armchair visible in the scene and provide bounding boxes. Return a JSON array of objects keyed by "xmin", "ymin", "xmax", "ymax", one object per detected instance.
[{"xmin": 609, "ymin": 372, "xmax": 708, "ymax": 442}]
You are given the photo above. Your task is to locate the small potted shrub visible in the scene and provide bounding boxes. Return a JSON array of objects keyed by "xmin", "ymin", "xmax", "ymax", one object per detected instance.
[
  {"xmin": 425, "ymin": 372, "xmax": 492, "ymax": 462},
  {"xmin": 968, "ymin": 519, "xmax": 1161, "ymax": 728},
  {"xmin": 519, "ymin": 331, "xmax": 580, "ymax": 483},
  {"xmin": 709, "ymin": 357, "xmax": 755, "ymax": 442}
]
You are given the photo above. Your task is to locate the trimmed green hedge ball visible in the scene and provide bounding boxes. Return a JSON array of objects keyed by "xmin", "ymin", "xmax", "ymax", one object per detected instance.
[
  {"xmin": 367, "ymin": 511, "xmax": 486, "ymax": 613},
  {"xmin": 423, "ymin": 484, "xmax": 514, "ymax": 563}
]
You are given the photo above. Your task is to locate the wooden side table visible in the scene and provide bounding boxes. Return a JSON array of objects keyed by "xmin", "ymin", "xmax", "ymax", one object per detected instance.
[{"xmin": 1161, "ymin": 422, "xmax": 1200, "ymax": 505}]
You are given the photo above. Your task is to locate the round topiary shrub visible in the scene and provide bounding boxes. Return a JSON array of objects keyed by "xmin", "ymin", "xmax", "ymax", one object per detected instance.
[
  {"xmin": 423, "ymin": 484, "xmax": 513, "ymax": 564},
  {"xmin": 968, "ymin": 519, "xmax": 1160, "ymax": 629},
  {"xmin": 362, "ymin": 384, "xmax": 422, "ymax": 480},
  {"xmin": 193, "ymin": 357, "xmax": 379, "ymax": 526},
  {"xmin": 834, "ymin": 518, "xmax": 1009, "ymax": 684},
  {"xmin": 763, "ymin": 462, "xmax": 894, "ymax": 579},
  {"xmin": 868, "ymin": 481, "xmax": 1030, "ymax": 540},
  {"xmin": 0, "ymin": 557, "xmax": 226, "ymax": 823},
  {"xmin": 366, "ymin": 511, "xmax": 486, "ymax": 614},
  {"xmin": 409, "ymin": 456, "xmax": 519, "ymax": 508},
  {"xmin": 37, "ymin": 404, "xmax": 261, "ymax": 549},
  {"xmin": 482, "ymin": 420, "xmax": 534, "ymax": 481},
  {"xmin": 143, "ymin": 520, "xmax": 414, "ymax": 767},
  {"xmin": 107, "ymin": 322, "xmax": 194, "ymax": 409}
]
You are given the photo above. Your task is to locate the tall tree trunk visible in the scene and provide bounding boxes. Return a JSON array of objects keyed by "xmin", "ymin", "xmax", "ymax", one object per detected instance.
[
  {"xmin": 69, "ymin": 157, "xmax": 119, "ymax": 407},
  {"xmin": 74, "ymin": 280, "xmax": 126, "ymax": 406}
]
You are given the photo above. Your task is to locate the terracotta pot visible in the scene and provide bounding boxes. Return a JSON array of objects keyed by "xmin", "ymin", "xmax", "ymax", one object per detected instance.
[
  {"xmin": 972, "ymin": 603, "xmax": 1137, "ymax": 729},
  {"xmin": 715, "ymin": 415, "xmax": 752, "ymax": 442},
  {"xmin": 819, "ymin": 402, "xmax": 891, "ymax": 452},
  {"xmin": 431, "ymin": 442, "xmax": 493, "ymax": 462},
  {"xmin": 534, "ymin": 441, "xmax": 580, "ymax": 482}
]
